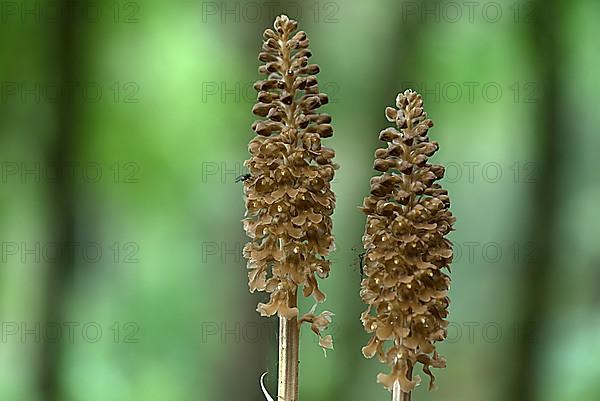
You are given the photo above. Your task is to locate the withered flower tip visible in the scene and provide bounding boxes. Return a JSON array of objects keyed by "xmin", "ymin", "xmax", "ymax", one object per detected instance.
[
  {"xmin": 360, "ymin": 90, "xmax": 455, "ymax": 394},
  {"xmin": 242, "ymin": 14, "xmax": 336, "ymax": 349}
]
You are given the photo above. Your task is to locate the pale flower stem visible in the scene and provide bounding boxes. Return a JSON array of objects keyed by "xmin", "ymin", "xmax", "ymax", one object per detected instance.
[
  {"xmin": 278, "ymin": 292, "xmax": 299, "ymax": 401},
  {"xmin": 405, "ymin": 362, "xmax": 414, "ymax": 401},
  {"xmin": 398, "ymin": 362, "xmax": 413, "ymax": 401},
  {"xmin": 392, "ymin": 381, "xmax": 402, "ymax": 401}
]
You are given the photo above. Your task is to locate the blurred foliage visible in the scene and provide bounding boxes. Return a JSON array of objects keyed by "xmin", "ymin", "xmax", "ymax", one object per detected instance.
[{"xmin": 0, "ymin": 0, "xmax": 599, "ymax": 401}]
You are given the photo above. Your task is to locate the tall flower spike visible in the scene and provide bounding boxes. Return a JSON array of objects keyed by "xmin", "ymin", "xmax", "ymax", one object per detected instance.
[
  {"xmin": 243, "ymin": 14, "xmax": 336, "ymax": 351},
  {"xmin": 360, "ymin": 90, "xmax": 455, "ymax": 399}
]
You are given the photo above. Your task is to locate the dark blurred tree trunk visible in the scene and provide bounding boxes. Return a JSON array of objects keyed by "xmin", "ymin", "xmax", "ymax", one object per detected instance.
[
  {"xmin": 39, "ymin": 1, "xmax": 79, "ymax": 399},
  {"xmin": 510, "ymin": 1, "xmax": 560, "ymax": 401}
]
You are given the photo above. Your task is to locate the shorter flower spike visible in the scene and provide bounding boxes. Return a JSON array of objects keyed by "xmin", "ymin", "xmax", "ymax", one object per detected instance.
[{"xmin": 360, "ymin": 90, "xmax": 455, "ymax": 396}]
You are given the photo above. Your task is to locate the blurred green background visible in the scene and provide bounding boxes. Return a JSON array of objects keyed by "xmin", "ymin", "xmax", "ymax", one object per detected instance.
[{"xmin": 1, "ymin": 0, "xmax": 599, "ymax": 400}]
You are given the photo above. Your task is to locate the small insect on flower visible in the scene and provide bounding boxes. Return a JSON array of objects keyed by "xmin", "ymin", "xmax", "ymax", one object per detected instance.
[
  {"xmin": 235, "ymin": 173, "xmax": 252, "ymax": 183},
  {"xmin": 358, "ymin": 251, "xmax": 366, "ymax": 279},
  {"xmin": 351, "ymin": 247, "xmax": 367, "ymax": 280}
]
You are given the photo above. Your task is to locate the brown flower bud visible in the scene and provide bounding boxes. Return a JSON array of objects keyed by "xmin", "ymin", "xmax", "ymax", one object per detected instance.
[
  {"xmin": 379, "ymin": 128, "xmax": 401, "ymax": 142},
  {"xmin": 252, "ymin": 103, "xmax": 273, "ymax": 117},
  {"xmin": 360, "ymin": 90, "xmax": 455, "ymax": 395},
  {"xmin": 258, "ymin": 52, "xmax": 278, "ymax": 62},
  {"xmin": 374, "ymin": 159, "xmax": 389, "ymax": 172},
  {"xmin": 253, "ymin": 121, "xmax": 283, "ymax": 136},
  {"xmin": 305, "ymin": 76, "xmax": 318, "ymax": 88},
  {"xmin": 257, "ymin": 91, "xmax": 277, "ymax": 103},
  {"xmin": 307, "ymin": 123, "xmax": 333, "ymax": 138},
  {"xmin": 254, "ymin": 79, "xmax": 280, "ymax": 91},
  {"xmin": 291, "ymin": 30, "xmax": 307, "ymax": 42},
  {"xmin": 263, "ymin": 29, "xmax": 277, "ymax": 40},
  {"xmin": 385, "ymin": 107, "xmax": 398, "ymax": 122},
  {"xmin": 302, "ymin": 96, "xmax": 321, "ymax": 111},
  {"xmin": 263, "ymin": 38, "xmax": 278, "ymax": 51},
  {"xmin": 312, "ymin": 114, "xmax": 332, "ymax": 124},
  {"xmin": 305, "ymin": 64, "xmax": 320, "ymax": 74}
]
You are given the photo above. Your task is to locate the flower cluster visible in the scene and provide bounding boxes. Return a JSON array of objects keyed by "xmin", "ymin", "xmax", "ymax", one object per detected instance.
[
  {"xmin": 242, "ymin": 15, "xmax": 336, "ymax": 350},
  {"xmin": 360, "ymin": 90, "xmax": 455, "ymax": 394}
]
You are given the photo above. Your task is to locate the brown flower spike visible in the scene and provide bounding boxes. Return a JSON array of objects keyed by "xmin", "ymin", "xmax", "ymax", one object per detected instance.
[
  {"xmin": 360, "ymin": 90, "xmax": 455, "ymax": 397},
  {"xmin": 243, "ymin": 15, "xmax": 336, "ymax": 351}
]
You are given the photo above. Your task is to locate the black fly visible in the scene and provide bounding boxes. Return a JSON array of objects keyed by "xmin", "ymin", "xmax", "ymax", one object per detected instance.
[
  {"xmin": 358, "ymin": 251, "xmax": 366, "ymax": 279},
  {"xmin": 235, "ymin": 173, "xmax": 251, "ymax": 183},
  {"xmin": 352, "ymin": 246, "xmax": 367, "ymax": 280}
]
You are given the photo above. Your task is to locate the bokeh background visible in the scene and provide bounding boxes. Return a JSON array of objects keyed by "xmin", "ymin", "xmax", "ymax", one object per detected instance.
[{"xmin": 1, "ymin": 0, "xmax": 599, "ymax": 400}]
